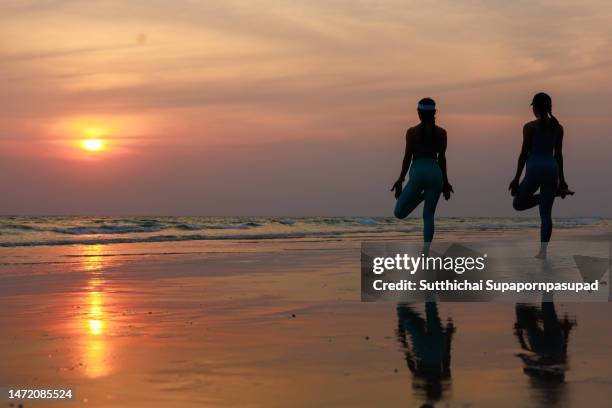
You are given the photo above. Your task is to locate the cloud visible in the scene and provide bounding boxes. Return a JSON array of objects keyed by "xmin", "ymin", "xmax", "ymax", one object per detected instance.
[{"xmin": 0, "ymin": 44, "xmax": 142, "ymax": 63}]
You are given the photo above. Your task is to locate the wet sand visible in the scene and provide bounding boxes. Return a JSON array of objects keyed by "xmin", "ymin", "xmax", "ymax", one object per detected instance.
[{"xmin": 1, "ymin": 229, "xmax": 611, "ymax": 407}]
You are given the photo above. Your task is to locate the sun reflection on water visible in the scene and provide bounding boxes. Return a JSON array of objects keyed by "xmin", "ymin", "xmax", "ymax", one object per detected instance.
[
  {"xmin": 82, "ymin": 244, "xmax": 106, "ymax": 272},
  {"xmin": 88, "ymin": 289, "xmax": 105, "ymax": 336},
  {"xmin": 80, "ymin": 245, "xmax": 112, "ymax": 378}
]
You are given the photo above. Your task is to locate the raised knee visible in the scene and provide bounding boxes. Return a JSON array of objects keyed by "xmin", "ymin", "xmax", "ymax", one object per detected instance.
[
  {"xmin": 394, "ymin": 207, "xmax": 407, "ymax": 219},
  {"xmin": 512, "ymin": 198, "xmax": 523, "ymax": 211}
]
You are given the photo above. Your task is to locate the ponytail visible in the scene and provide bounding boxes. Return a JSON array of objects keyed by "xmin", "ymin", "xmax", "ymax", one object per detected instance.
[
  {"xmin": 417, "ymin": 97, "xmax": 436, "ymax": 147},
  {"xmin": 419, "ymin": 114, "xmax": 436, "ymax": 147},
  {"xmin": 548, "ymin": 108, "xmax": 560, "ymax": 130},
  {"xmin": 531, "ymin": 92, "xmax": 559, "ymax": 131},
  {"xmin": 429, "ymin": 115, "xmax": 436, "ymax": 145}
]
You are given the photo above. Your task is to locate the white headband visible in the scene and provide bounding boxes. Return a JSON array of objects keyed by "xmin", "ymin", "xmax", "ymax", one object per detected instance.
[{"xmin": 417, "ymin": 103, "xmax": 436, "ymax": 111}]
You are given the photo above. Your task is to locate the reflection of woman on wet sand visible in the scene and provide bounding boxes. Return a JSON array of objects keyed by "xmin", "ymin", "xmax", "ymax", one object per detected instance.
[
  {"xmin": 396, "ymin": 303, "xmax": 454, "ymax": 407},
  {"xmin": 514, "ymin": 302, "xmax": 576, "ymax": 406}
]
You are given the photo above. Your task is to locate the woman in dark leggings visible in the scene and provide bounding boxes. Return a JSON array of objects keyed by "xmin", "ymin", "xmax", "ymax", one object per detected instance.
[
  {"xmin": 509, "ymin": 92, "xmax": 573, "ymax": 259},
  {"xmin": 392, "ymin": 98, "xmax": 453, "ymax": 254}
]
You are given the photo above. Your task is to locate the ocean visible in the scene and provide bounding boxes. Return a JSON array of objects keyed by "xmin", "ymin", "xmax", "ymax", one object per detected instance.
[{"xmin": 0, "ymin": 216, "xmax": 607, "ymax": 247}]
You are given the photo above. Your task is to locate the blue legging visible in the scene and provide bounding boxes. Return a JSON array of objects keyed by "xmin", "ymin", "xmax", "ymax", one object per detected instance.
[
  {"xmin": 394, "ymin": 159, "xmax": 443, "ymax": 242},
  {"xmin": 513, "ymin": 157, "xmax": 558, "ymax": 242}
]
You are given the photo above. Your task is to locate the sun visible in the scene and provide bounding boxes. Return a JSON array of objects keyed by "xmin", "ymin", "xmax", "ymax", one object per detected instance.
[
  {"xmin": 81, "ymin": 138, "xmax": 105, "ymax": 152},
  {"xmin": 80, "ymin": 127, "xmax": 107, "ymax": 152}
]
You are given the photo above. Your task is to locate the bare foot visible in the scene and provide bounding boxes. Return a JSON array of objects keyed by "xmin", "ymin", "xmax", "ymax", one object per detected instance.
[{"xmin": 535, "ymin": 251, "xmax": 547, "ymax": 260}]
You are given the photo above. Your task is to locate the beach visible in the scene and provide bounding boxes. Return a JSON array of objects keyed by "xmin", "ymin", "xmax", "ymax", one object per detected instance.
[
  {"xmin": 1, "ymin": 216, "xmax": 611, "ymax": 407},
  {"xmin": 3, "ymin": 0, "xmax": 612, "ymax": 406}
]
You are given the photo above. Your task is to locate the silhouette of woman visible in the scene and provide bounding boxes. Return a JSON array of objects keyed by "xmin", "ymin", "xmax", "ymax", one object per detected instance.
[
  {"xmin": 392, "ymin": 98, "xmax": 453, "ymax": 252},
  {"xmin": 509, "ymin": 92, "xmax": 574, "ymax": 258},
  {"xmin": 396, "ymin": 302, "xmax": 455, "ymax": 407},
  {"xmin": 514, "ymin": 302, "xmax": 576, "ymax": 406}
]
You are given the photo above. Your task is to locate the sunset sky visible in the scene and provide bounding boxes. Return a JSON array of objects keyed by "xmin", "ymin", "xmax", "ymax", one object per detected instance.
[{"xmin": 1, "ymin": 0, "xmax": 611, "ymax": 216}]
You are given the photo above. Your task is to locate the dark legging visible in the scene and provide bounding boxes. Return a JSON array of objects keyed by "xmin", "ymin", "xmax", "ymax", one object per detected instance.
[
  {"xmin": 394, "ymin": 159, "xmax": 443, "ymax": 242},
  {"xmin": 513, "ymin": 157, "xmax": 559, "ymax": 242}
]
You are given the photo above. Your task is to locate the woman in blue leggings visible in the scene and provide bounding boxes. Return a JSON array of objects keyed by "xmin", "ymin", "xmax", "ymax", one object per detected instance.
[
  {"xmin": 509, "ymin": 92, "xmax": 573, "ymax": 259},
  {"xmin": 391, "ymin": 98, "xmax": 453, "ymax": 252}
]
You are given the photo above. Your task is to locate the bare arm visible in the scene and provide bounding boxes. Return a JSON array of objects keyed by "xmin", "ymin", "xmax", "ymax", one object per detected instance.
[
  {"xmin": 398, "ymin": 129, "xmax": 413, "ymax": 181},
  {"xmin": 391, "ymin": 129, "xmax": 413, "ymax": 198},
  {"xmin": 438, "ymin": 129, "xmax": 453, "ymax": 200},
  {"xmin": 554, "ymin": 125, "xmax": 567, "ymax": 188},
  {"xmin": 438, "ymin": 129, "xmax": 450, "ymax": 186}
]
